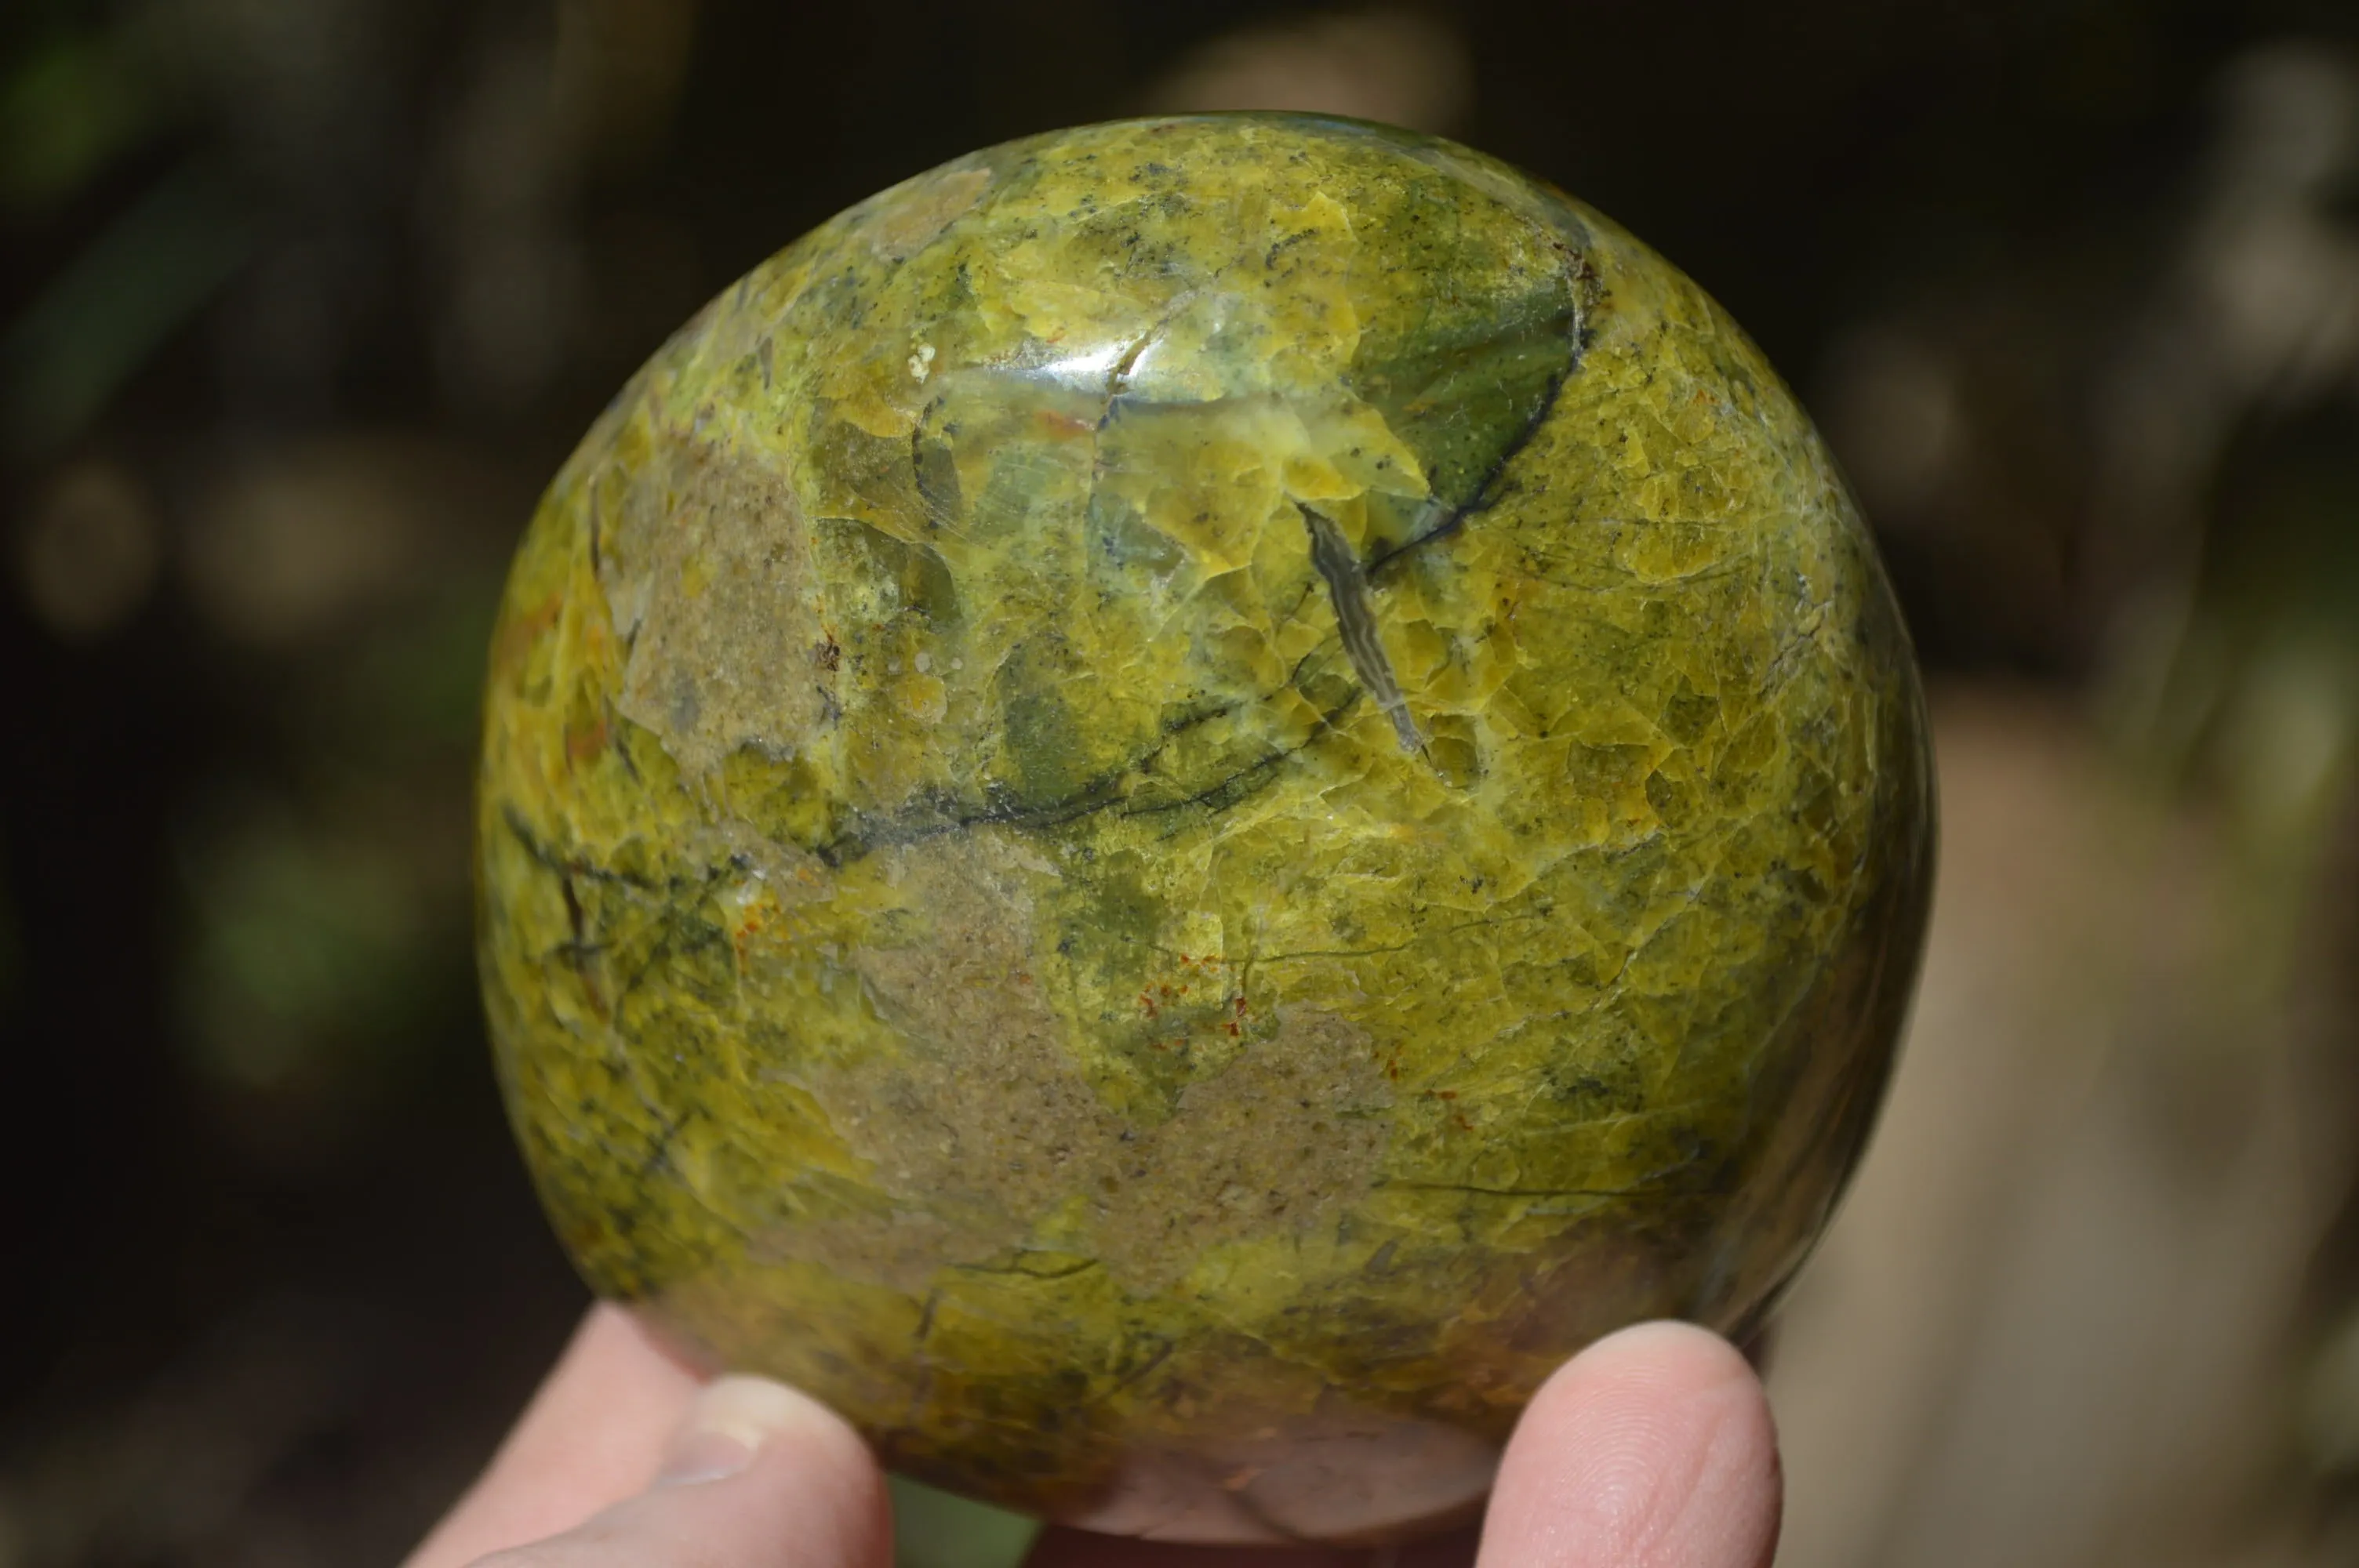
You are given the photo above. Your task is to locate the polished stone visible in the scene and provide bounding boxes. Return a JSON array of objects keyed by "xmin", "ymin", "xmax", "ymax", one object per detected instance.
[{"xmin": 476, "ymin": 114, "xmax": 1934, "ymax": 1543}]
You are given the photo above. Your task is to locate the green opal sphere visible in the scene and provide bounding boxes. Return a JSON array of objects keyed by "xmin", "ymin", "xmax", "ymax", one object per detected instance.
[{"xmin": 477, "ymin": 114, "xmax": 1933, "ymax": 1543}]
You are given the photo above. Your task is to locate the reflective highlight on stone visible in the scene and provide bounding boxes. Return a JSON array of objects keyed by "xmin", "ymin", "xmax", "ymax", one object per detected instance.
[{"xmin": 476, "ymin": 114, "xmax": 1934, "ymax": 1543}]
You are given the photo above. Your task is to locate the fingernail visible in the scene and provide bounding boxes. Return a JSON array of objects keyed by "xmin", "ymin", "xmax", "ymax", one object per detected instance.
[{"xmin": 656, "ymin": 1375, "xmax": 830, "ymax": 1487}]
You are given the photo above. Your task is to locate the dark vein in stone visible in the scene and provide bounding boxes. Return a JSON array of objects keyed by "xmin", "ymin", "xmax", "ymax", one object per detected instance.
[
  {"xmin": 951, "ymin": 1255, "xmax": 1104, "ymax": 1281},
  {"xmin": 1080, "ymin": 1337, "xmax": 1175, "ymax": 1409},
  {"xmin": 1252, "ymin": 912, "xmax": 1540, "ymax": 965},
  {"xmin": 909, "ymin": 395, "xmax": 955, "ymax": 526},
  {"xmin": 1115, "ymin": 739, "xmax": 1292, "ymax": 823},
  {"xmin": 556, "ymin": 872, "xmax": 609, "ymax": 1011},
  {"xmin": 806, "ymin": 672, "xmax": 1352, "ymax": 865},
  {"xmin": 903, "ymin": 1286, "xmax": 944, "ymax": 1434},
  {"xmin": 607, "ymin": 704, "xmax": 645, "ymax": 786},
  {"xmin": 1366, "ymin": 253, "xmax": 1593, "ymax": 581},
  {"xmin": 504, "ymin": 806, "xmax": 663, "ymax": 891},
  {"xmin": 808, "ymin": 698, "xmax": 1240, "ymax": 864},
  {"xmin": 1095, "ymin": 317, "xmax": 1166, "ymax": 430},
  {"xmin": 1301, "ymin": 503, "xmax": 1423, "ymax": 753}
]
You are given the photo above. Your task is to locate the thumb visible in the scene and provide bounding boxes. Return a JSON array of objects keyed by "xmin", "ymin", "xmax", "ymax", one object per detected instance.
[{"xmin": 471, "ymin": 1375, "xmax": 892, "ymax": 1568}]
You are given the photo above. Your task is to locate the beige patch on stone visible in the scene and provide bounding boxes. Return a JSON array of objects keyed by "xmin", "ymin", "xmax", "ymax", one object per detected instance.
[
  {"xmin": 1095, "ymin": 1006, "xmax": 1394, "ymax": 1290},
  {"xmin": 865, "ymin": 165, "xmax": 994, "ymax": 261},
  {"xmin": 794, "ymin": 834, "xmax": 1395, "ymax": 1295},
  {"xmin": 823, "ymin": 839, "xmax": 1128, "ymax": 1266},
  {"xmin": 608, "ymin": 445, "xmax": 827, "ymax": 779}
]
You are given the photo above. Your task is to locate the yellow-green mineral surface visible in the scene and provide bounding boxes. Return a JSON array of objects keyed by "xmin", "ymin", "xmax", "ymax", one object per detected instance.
[{"xmin": 477, "ymin": 114, "xmax": 1933, "ymax": 1543}]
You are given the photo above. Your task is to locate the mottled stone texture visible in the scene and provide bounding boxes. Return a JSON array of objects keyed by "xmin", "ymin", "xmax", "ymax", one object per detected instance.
[{"xmin": 476, "ymin": 114, "xmax": 1933, "ymax": 1543}]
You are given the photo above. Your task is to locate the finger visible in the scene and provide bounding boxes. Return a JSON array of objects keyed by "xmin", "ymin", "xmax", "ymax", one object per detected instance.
[
  {"xmin": 472, "ymin": 1374, "xmax": 892, "ymax": 1568},
  {"xmin": 405, "ymin": 1304, "xmax": 702, "ymax": 1568},
  {"xmin": 1474, "ymin": 1320, "xmax": 1780, "ymax": 1568}
]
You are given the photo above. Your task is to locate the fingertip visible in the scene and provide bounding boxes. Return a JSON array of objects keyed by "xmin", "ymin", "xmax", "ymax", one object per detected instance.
[
  {"xmin": 573, "ymin": 1371, "xmax": 889, "ymax": 1568},
  {"xmin": 657, "ymin": 1374, "xmax": 875, "ymax": 1493},
  {"xmin": 404, "ymin": 1305, "xmax": 702, "ymax": 1568},
  {"xmin": 1478, "ymin": 1321, "xmax": 1780, "ymax": 1568}
]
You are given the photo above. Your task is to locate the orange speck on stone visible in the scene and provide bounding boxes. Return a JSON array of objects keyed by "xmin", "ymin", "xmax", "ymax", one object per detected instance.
[
  {"xmin": 1034, "ymin": 408, "xmax": 1096, "ymax": 439},
  {"xmin": 565, "ymin": 717, "xmax": 609, "ymax": 766},
  {"xmin": 490, "ymin": 592, "xmax": 563, "ymax": 675}
]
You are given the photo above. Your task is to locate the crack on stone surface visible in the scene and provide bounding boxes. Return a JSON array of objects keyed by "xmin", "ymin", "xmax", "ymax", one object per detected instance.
[
  {"xmin": 1366, "ymin": 251, "xmax": 1593, "ymax": 582},
  {"xmin": 1114, "ymin": 728, "xmax": 1318, "ymax": 824},
  {"xmin": 1079, "ymin": 1337, "xmax": 1175, "ymax": 1409},
  {"xmin": 804, "ymin": 681, "xmax": 1351, "ymax": 865},
  {"xmin": 1252, "ymin": 911, "xmax": 1542, "ymax": 967},
  {"xmin": 504, "ymin": 807, "xmax": 694, "ymax": 895},
  {"xmin": 1300, "ymin": 503, "xmax": 1423, "ymax": 753},
  {"xmin": 903, "ymin": 1286, "xmax": 944, "ymax": 1433},
  {"xmin": 952, "ymin": 1255, "xmax": 1105, "ymax": 1280}
]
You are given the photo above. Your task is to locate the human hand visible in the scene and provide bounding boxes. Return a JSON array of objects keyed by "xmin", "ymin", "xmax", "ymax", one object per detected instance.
[{"xmin": 404, "ymin": 1305, "xmax": 1779, "ymax": 1568}]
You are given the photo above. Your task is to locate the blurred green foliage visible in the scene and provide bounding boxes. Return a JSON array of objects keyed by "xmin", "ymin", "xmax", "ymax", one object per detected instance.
[
  {"xmin": 174, "ymin": 796, "xmax": 435, "ymax": 1094},
  {"xmin": 2, "ymin": 166, "xmax": 251, "ymax": 457},
  {"xmin": 0, "ymin": 32, "xmax": 151, "ymax": 211}
]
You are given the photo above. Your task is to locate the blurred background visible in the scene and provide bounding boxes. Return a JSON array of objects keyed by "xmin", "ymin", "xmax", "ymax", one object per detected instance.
[{"xmin": 5, "ymin": 1, "xmax": 2359, "ymax": 1563}]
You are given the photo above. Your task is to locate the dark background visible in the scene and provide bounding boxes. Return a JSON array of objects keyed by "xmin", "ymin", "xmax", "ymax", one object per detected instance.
[{"xmin": 6, "ymin": 2, "xmax": 2359, "ymax": 1563}]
